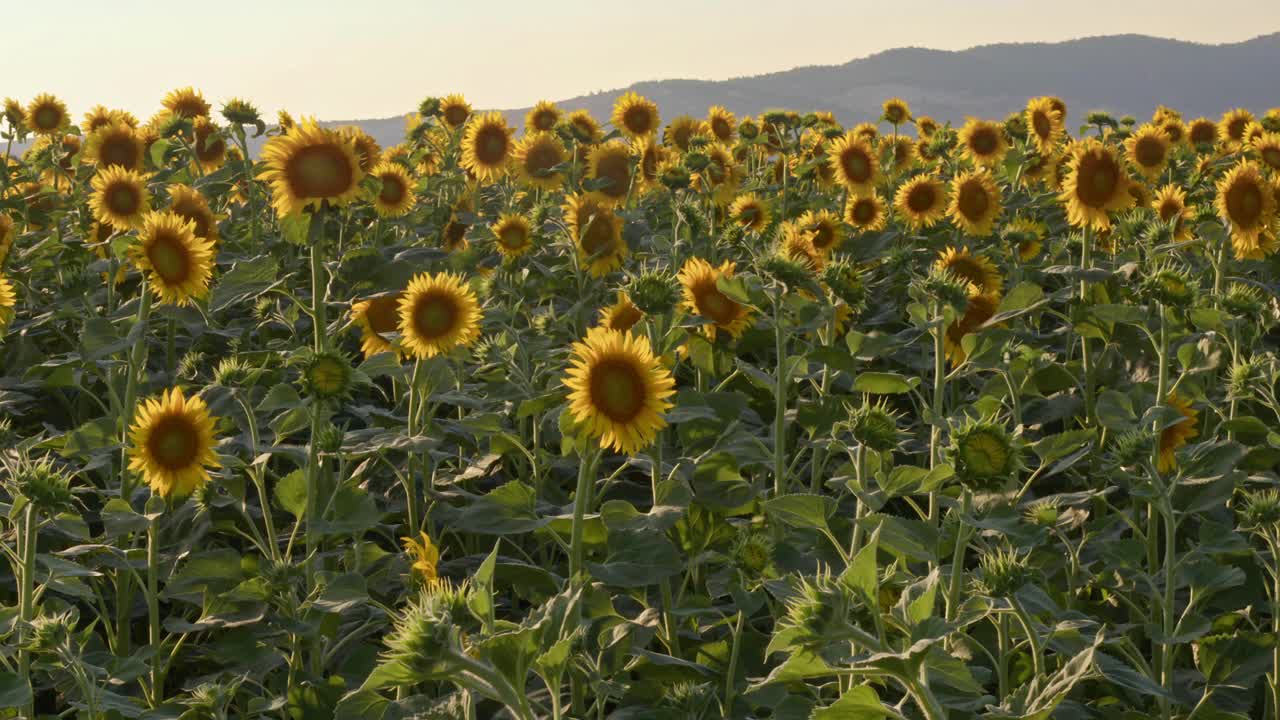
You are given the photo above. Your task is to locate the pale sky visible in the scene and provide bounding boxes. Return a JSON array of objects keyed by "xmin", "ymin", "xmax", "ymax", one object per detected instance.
[{"xmin": 8, "ymin": 0, "xmax": 1279, "ymax": 122}]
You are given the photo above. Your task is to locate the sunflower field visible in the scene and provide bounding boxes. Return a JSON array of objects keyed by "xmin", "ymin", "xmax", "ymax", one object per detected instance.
[{"xmin": 2, "ymin": 87, "xmax": 1280, "ymax": 720}]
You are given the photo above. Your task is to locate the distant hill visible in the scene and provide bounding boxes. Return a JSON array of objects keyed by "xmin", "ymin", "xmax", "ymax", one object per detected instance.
[{"xmin": 320, "ymin": 32, "xmax": 1279, "ymax": 152}]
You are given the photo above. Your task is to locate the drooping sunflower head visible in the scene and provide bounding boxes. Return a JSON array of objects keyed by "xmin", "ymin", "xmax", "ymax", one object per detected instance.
[
  {"xmin": 1025, "ymin": 96, "xmax": 1065, "ymax": 154},
  {"xmin": 220, "ymin": 97, "xmax": 262, "ymax": 126},
  {"xmin": 947, "ymin": 170, "xmax": 1003, "ymax": 237},
  {"xmin": 167, "ymin": 184, "xmax": 220, "ymax": 244},
  {"xmin": 513, "ymin": 131, "xmax": 568, "ymax": 191},
  {"xmin": 894, "ymin": 174, "xmax": 948, "ymax": 230},
  {"xmin": 1220, "ymin": 108, "xmax": 1255, "ymax": 148},
  {"xmin": 1060, "ymin": 139, "xmax": 1134, "ymax": 230},
  {"xmin": 1124, "ymin": 124, "xmax": 1171, "ymax": 180},
  {"xmin": 598, "ymin": 290, "xmax": 645, "ymax": 332},
  {"xmin": 85, "ymin": 122, "xmax": 144, "ymax": 171},
  {"xmin": 844, "ymin": 193, "xmax": 887, "ymax": 232},
  {"xmin": 24, "ymin": 94, "xmax": 69, "ymax": 136},
  {"xmin": 525, "ymin": 100, "xmax": 562, "ymax": 134},
  {"xmin": 131, "ymin": 210, "xmax": 216, "ymax": 306},
  {"xmin": 678, "ymin": 257, "xmax": 754, "ymax": 339},
  {"xmin": 162, "ymin": 87, "xmax": 211, "ymax": 119},
  {"xmin": 3, "ymin": 98, "xmax": 25, "ymax": 129},
  {"xmin": 949, "ymin": 416, "xmax": 1021, "ymax": 489},
  {"xmin": 728, "ymin": 193, "xmax": 772, "ymax": 233},
  {"xmin": 370, "ymin": 162, "xmax": 417, "ymax": 218},
  {"xmin": 460, "ymin": 112, "xmax": 513, "ymax": 184},
  {"xmin": 397, "ymin": 272, "xmax": 483, "ymax": 359},
  {"xmin": 958, "ymin": 118, "xmax": 1008, "ymax": 168},
  {"xmin": 563, "ymin": 327, "xmax": 675, "ymax": 455},
  {"xmin": 491, "ymin": 213, "xmax": 534, "ymax": 259},
  {"xmin": 612, "ymin": 91, "xmax": 660, "ymax": 139},
  {"xmin": 706, "ymin": 106, "xmax": 737, "ymax": 143},
  {"xmin": 1157, "ymin": 391, "xmax": 1200, "ymax": 474},
  {"xmin": 90, "ymin": 166, "xmax": 152, "ymax": 229},
  {"xmin": 881, "ymin": 97, "xmax": 912, "ymax": 126},
  {"xmin": 192, "ymin": 116, "xmax": 228, "ymax": 172},
  {"xmin": 1216, "ymin": 161, "xmax": 1276, "ymax": 256},
  {"xmin": 128, "ymin": 387, "xmax": 220, "ymax": 498},
  {"xmin": 587, "ymin": 140, "xmax": 634, "ymax": 206},
  {"xmin": 438, "ymin": 94, "xmax": 472, "ymax": 130},
  {"xmin": 564, "ymin": 193, "xmax": 627, "ymax": 277},
  {"xmin": 351, "ymin": 292, "xmax": 404, "ymax": 360},
  {"xmin": 258, "ymin": 120, "xmax": 364, "ymax": 216},
  {"xmin": 828, "ymin": 132, "xmax": 880, "ymax": 194},
  {"xmin": 1003, "ymin": 216, "xmax": 1046, "ymax": 261}
]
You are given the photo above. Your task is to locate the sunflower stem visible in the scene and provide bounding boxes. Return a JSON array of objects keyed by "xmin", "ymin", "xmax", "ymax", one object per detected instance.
[
  {"xmin": 773, "ymin": 291, "xmax": 788, "ymax": 497},
  {"xmin": 146, "ymin": 505, "xmax": 163, "ymax": 706},
  {"xmin": 308, "ymin": 208, "xmax": 327, "ymax": 352},
  {"xmin": 121, "ymin": 280, "xmax": 153, "ymax": 501},
  {"xmin": 17, "ymin": 502, "xmax": 37, "ymax": 720},
  {"xmin": 945, "ymin": 491, "xmax": 972, "ymax": 623},
  {"xmin": 569, "ymin": 448, "xmax": 599, "ymax": 579},
  {"xmin": 1080, "ymin": 225, "xmax": 1096, "ymax": 427},
  {"xmin": 928, "ymin": 301, "xmax": 946, "ymax": 530}
]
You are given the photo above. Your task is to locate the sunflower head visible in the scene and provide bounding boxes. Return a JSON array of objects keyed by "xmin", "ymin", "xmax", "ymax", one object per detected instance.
[
  {"xmin": 728, "ymin": 193, "xmax": 772, "ymax": 233},
  {"xmin": 828, "ymin": 132, "xmax": 880, "ymax": 194},
  {"xmin": 24, "ymin": 94, "xmax": 69, "ymax": 136},
  {"xmin": 524, "ymin": 100, "xmax": 561, "ymax": 134},
  {"xmin": 85, "ymin": 122, "xmax": 144, "ymax": 171},
  {"xmin": 1155, "ymin": 392, "xmax": 1199, "ymax": 474},
  {"xmin": 296, "ymin": 348, "xmax": 357, "ymax": 401},
  {"xmin": 958, "ymin": 118, "xmax": 1008, "ymax": 167},
  {"xmin": 491, "ymin": 213, "xmax": 534, "ymax": 258},
  {"xmin": 1060, "ymin": 139, "xmax": 1134, "ymax": 230},
  {"xmin": 934, "ymin": 246, "xmax": 1002, "ymax": 297},
  {"xmin": 1125, "ymin": 124, "xmax": 1171, "ymax": 180},
  {"xmin": 1215, "ymin": 161, "xmax": 1276, "ymax": 257},
  {"xmin": 398, "ymin": 272, "xmax": 483, "ymax": 359},
  {"xmin": 162, "ymin": 87, "xmax": 211, "ymax": 119},
  {"xmin": 512, "ymin": 132, "xmax": 567, "ymax": 191},
  {"xmin": 1025, "ymin": 97, "xmax": 1065, "ymax": 154},
  {"xmin": 947, "ymin": 170, "xmax": 1003, "ymax": 237},
  {"xmin": 221, "ymin": 98, "xmax": 262, "ymax": 126},
  {"xmin": 1022, "ymin": 500, "xmax": 1062, "ymax": 530},
  {"xmin": 1238, "ymin": 490, "xmax": 1280, "ymax": 531},
  {"xmin": 402, "ymin": 531, "xmax": 442, "ymax": 583},
  {"xmin": 706, "ymin": 106, "xmax": 737, "ymax": 143},
  {"xmin": 3, "ymin": 98, "xmax": 25, "ymax": 129},
  {"xmin": 1223, "ymin": 283, "xmax": 1267, "ymax": 319},
  {"xmin": 438, "ymin": 94, "xmax": 472, "ymax": 130},
  {"xmin": 563, "ymin": 327, "xmax": 675, "ymax": 455},
  {"xmin": 564, "ymin": 194, "xmax": 627, "ymax": 277},
  {"xmin": 258, "ymin": 120, "xmax": 364, "ymax": 216},
  {"xmin": 612, "ymin": 91, "xmax": 660, "ymax": 139},
  {"xmin": 128, "ymin": 387, "xmax": 220, "ymax": 498},
  {"xmin": 627, "ymin": 268, "xmax": 681, "ymax": 316},
  {"xmin": 131, "ymin": 211, "xmax": 216, "ymax": 306},
  {"xmin": 586, "ymin": 140, "xmax": 634, "ymax": 205},
  {"xmin": 1140, "ymin": 262, "xmax": 1197, "ymax": 308},
  {"xmin": 894, "ymin": 174, "xmax": 948, "ymax": 231},
  {"xmin": 849, "ymin": 401, "xmax": 903, "ymax": 452},
  {"xmin": 974, "ymin": 546, "xmax": 1034, "ymax": 598},
  {"xmin": 9, "ymin": 455, "xmax": 74, "ymax": 515},
  {"xmin": 678, "ymin": 257, "xmax": 753, "ymax": 339},
  {"xmin": 731, "ymin": 531, "xmax": 776, "ymax": 577},
  {"xmin": 949, "ymin": 416, "xmax": 1021, "ymax": 489},
  {"xmin": 1220, "ymin": 108, "xmax": 1255, "ymax": 148},
  {"xmin": 460, "ymin": 113, "xmax": 513, "ymax": 184},
  {"xmin": 598, "ymin": 290, "xmax": 645, "ymax": 332},
  {"xmin": 781, "ymin": 571, "xmax": 856, "ymax": 649},
  {"xmin": 370, "ymin": 162, "xmax": 417, "ymax": 218},
  {"xmin": 90, "ymin": 166, "xmax": 152, "ymax": 229},
  {"xmin": 0, "ymin": 274, "xmax": 14, "ymax": 333},
  {"xmin": 881, "ymin": 98, "xmax": 912, "ymax": 126},
  {"xmin": 844, "ymin": 193, "xmax": 887, "ymax": 232}
]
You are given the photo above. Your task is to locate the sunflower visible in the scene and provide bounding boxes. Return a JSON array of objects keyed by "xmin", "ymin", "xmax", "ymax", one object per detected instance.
[
  {"xmin": 1004, "ymin": 216, "xmax": 1046, "ymax": 261},
  {"xmin": 24, "ymin": 94, "xmax": 68, "ymax": 135},
  {"xmin": 90, "ymin": 166, "xmax": 151, "ymax": 229},
  {"xmin": 780, "ymin": 222, "xmax": 824, "ymax": 272},
  {"xmin": 852, "ymin": 122, "xmax": 879, "ymax": 142},
  {"xmin": 1124, "ymin": 124, "xmax": 1170, "ymax": 180},
  {"xmin": 916, "ymin": 116, "xmax": 940, "ymax": 138},
  {"xmin": 611, "ymin": 91, "xmax": 660, "ymax": 139},
  {"xmin": 845, "ymin": 193, "xmax": 887, "ymax": 232},
  {"xmin": 132, "ymin": 211, "xmax": 216, "ymax": 306},
  {"xmin": 0, "ymin": 274, "xmax": 14, "ymax": 332},
  {"xmin": 258, "ymin": 120, "xmax": 364, "ymax": 216},
  {"xmin": 1152, "ymin": 184, "xmax": 1194, "ymax": 242},
  {"xmin": 401, "ymin": 532, "xmax": 440, "ymax": 582},
  {"xmin": 564, "ymin": 194, "xmax": 627, "ymax": 277},
  {"xmin": 460, "ymin": 112, "xmax": 513, "ymax": 184},
  {"xmin": 587, "ymin": 141, "xmax": 634, "ymax": 206},
  {"xmin": 3, "ymin": 98, "xmax": 24, "ymax": 129},
  {"xmin": 491, "ymin": 214, "xmax": 534, "ymax": 258},
  {"xmin": 82, "ymin": 105, "xmax": 135, "ymax": 133},
  {"xmin": 881, "ymin": 98, "xmax": 912, "ymax": 127},
  {"xmin": 882, "ymin": 135, "xmax": 917, "ymax": 173},
  {"xmin": 192, "ymin": 117, "xmax": 227, "ymax": 172},
  {"xmin": 1157, "ymin": 392, "xmax": 1200, "ymax": 474},
  {"xmin": 678, "ymin": 257, "xmax": 754, "ymax": 339},
  {"xmin": 84, "ymin": 122, "xmax": 144, "ymax": 171},
  {"xmin": 706, "ymin": 106, "xmax": 737, "ymax": 143},
  {"xmin": 370, "ymin": 162, "xmax": 416, "ymax": 217},
  {"xmin": 729, "ymin": 193, "xmax": 772, "ymax": 232},
  {"xmin": 828, "ymin": 132, "xmax": 880, "ymax": 195},
  {"xmin": 339, "ymin": 126, "xmax": 382, "ymax": 173},
  {"xmin": 1186, "ymin": 117, "xmax": 1218, "ymax": 149},
  {"xmin": 0, "ymin": 214, "xmax": 13, "ymax": 267},
  {"xmin": 935, "ymin": 246, "xmax": 1003, "ymax": 296},
  {"xmin": 958, "ymin": 118, "xmax": 1008, "ymax": 168},
  {"xmin": 664, "ymin": 116, "xmax": 706, "ymax": 153},
  {"xmin": 1251, "ymin": 132, "xmax": 1280, "ymax": 172},
  {"xmin": 512, "ymin": 132, "xmax": 568, "ymax": 191},
  {"xmin": 1025, "ymin": 97, "xmax": 1065, "ymax": 154},
  {"xmin": 398, "ymin": 272, "xmax": 482, "ymax": 359},
  {"xmin": 948, "ymin": 170, "xmax": 1003, "ymax": 237},
  {"xmin": 797, "ymin": 209, "xmax": 842, "ymax": 255},
  {"xmin": 566, "ymin": 109, "xmax": 604, "ymax": 145},
  {"xmin": 438, "ymin": 93, "xmax": 472, "ymax": 130},
  {"xmin": 1216, "ymin": 161, "xmax": 1276, "ymax": 258},
  {"xmin": 442, "ymin": 194, "xmax": 473, "ymax": 251},
  {"xmin": 1060, "ymin": 139, "xmax": 1133, "ymax": 230},
  {"xmin": 525, "ymin": 100, "xmax": 562, "ymax": 133},
  {"xmin": 564, "ymin": 327, "xmax": 675, "ymax": 455},
  {"xmin": 894, "ymin": 174, "xmax": 948, "ymax": 230},
  {"xmin": 702, "ymin": 144, "xmax": 742, "ymax": 201},
  {"xmin": 598, "ymin": 290, "xmax": 644, "ymax": 332},
  {"xmin": 944, "ymin": 292, "xmax": 1000, "ymax": 365},
  {"xmin": 351, "ymin": 293, "xmax": 404, "ymax": 359},
  {"xmin": 128, "ymin": 387, "xmax": 220, "ymax": 498},
  {"xmin": 162, "ymin": 87, "xmax": 211, "ymax": 119},
  {"xmin": 1220, "ymin": 108, "xmax": 1255, "ymax": 149},
  {"xmin": 167, "ymin": 184, "xmax": 220, "ymax": 244},
  {"xmin": 633, "ymin": 136, "xmax": 667, "ymax": 192},
  {"xmin": 277, "ymin": 110, "xmax": 296, "ymax": 131}
]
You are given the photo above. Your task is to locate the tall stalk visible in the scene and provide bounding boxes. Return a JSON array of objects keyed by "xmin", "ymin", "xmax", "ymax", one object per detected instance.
[
  {"xmin": 569, "ymin": 449, "xmax": 599, "ymax": 578},
  {"xmin": 772, "ymin": 292, "xmax": 787, "ymax": 496},
  {"xmin": 1080, "ymin": 226, "xmax": 1096, "ymax": 426},
  {"xmin": 17, "ymin": 503, "xmax": 37, "ymax": 720}
]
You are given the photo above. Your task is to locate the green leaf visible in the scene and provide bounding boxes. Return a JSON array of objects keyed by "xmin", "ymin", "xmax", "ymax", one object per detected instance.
[
  {"xmin": 810, "ymin": 685, "xmax": 887, "ymax": 719},
  {"xmin": 859, "ymin": 513, "xmax": 937, "ymax": 563},
  {"xmin": 450, "ymin": 482, "xmax": 547, "ymax": 535},
  {"xmin": 840, "ymin": 527, "xmax": 879, "ymax": 603},
  {"xmin": 764, "ymin": 494, "xmax": 835, "ymax": 533},
  {"xmin": 274, "ymin": 470, "xmax": 307, "ymax": 518},
  {"xmin": 0, "ymin": 671, "xmax": 32, "ymax": 708},
  {"xmin": 311, "ymin": 573, "xmax": 368, "ymax": 614},
  {"xmin": 852, "ymin": 372, "xmax": 916, "ymax": 395},
  {"xmin": 258, "ymin": 383, "xmax": 303, "ymax": 413}
]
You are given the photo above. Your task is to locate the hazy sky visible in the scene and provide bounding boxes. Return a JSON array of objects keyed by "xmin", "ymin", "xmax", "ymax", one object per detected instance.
[{"xmin": 8, "ymin": 0, "xmax": 1279, "ymax": 122}]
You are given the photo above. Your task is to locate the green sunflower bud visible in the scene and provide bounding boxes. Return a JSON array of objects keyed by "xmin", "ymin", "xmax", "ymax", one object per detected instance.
[{"xmin": 949, "ymin": 417, "xmax": 1021, "ymax": 490}]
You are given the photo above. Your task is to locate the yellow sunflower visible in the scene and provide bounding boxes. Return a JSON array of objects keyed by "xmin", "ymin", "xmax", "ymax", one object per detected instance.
[
  {"xmin": 944, "ymin": 292, "xmax": 1000, "ymax": 366},
  {"xmin": 162, "ymin": 87, "xmax": 211, "ymax": 119},
  {"xmin": 729, "ymin": 193, "xmax": 772, "ymax": 232},
  {"xmin": 167, "ymin": 184, "xmax": 220, "ymax": 245},
  {"xmin": 0, "ymin": 214, "xmax": 13, "ymax": 267},
  {"xmin": 797, "ymin": 209, "xmax": 843, "ymax": 255},
  {"xmin": 566, "ymin": 109, "xmax": 604, "ymax": 146},
  {"xmin": 882, "ymin": 135, "xmax": 917, "ymax": 174},
  {"xmin": 128, "ymin": 387, "xmax": 220, "ymax": 498},
  {"xmin": 351, "ymin": 293, "xmax": 404, "ymax": 360},
  {"xmin": 132, "ymin": 211, "xmax": 216, "ymax": 306},
  {"xmin": 587, "ymin": 140, "xmax": 634, "ymax": 206},
  {"xmin": 780, "ymin": 222, "xmax": 824, "ymax": 272},
  {"xmin": 1187, "ymin": 117, "xmax": 1218, "ymax": 148},
  {"xmin": 491, "ymin": 214, "xmax": 534, "ymax": 258},
  {"xmin": 401, "ymin": 532, "xmax": 440, "ymax": 582},
  {"xmin": 1251, "ymin": 132, "xmax": 1280, "ymax": 172},
  {"xmin": 460, "ymin": 112, "xmax": 513, "ymax": 184},
  {"xmin": 192, "ymin": 117, "xmax": 228, "ymax": 172},
  {"xmin": 1124, "ymin": 124, "xmax": 1170, "ymax": 180},
  {"xmin": 828, "ymin": 132, "xmax": 880, "ymax": 195},
  {"xmin": 1005, "ymin": 216, "xmax": 1046, "ymax": 261},
  {"xmin": 1152, "ymin": 184, "xmax": 1194, "ymax": 242},
  {"xmin": 852, "ymin": 122, "xmax": 879, "ymax": 142},
  {"xmin": 1060, "ymin": 139, "xmax": 1133, "ymax": 230},
  {"xmin": 83, "ymin": 105, "xmax": 137, "ymax": 133},
  {"xmin": 525, "ymin": 100, "xmax": 562, "ymax": 133},
  {"xmin": 1157, "ymin": 392, "xmax": 1199, "ymax": 474},
  {"xmin": 935, "ymin": 246, "xmax": 1003, "ymax": 296},
  {"xmin": 881, "ymin": 98, "xmax": 912, "ymax": 126},
  {"xmin": 706, "ymin": 106, "xmax": 737, "ymax": 143},
  {"xmin": 564, "ymin": 194, "xmax": 627, "ymax": 277},
  {"xmin": 598, "ymin": 290, "xmax": 644, "ymax": 332},
  {"xmin": 678, "ymin": 257, "xmax": 754, "ymax": 339},
  {"xmin": 24, "ymin": 94, "xmax": 69, "ymax": 135},
  {"xmin": 1219, "ymin": 108, "xmax": 1255, "ymax": 149},
  {"xmin": 894, "ymin": 174, "xmax": 948, "ymax": 230},
  {"xmin": 958, "ymin": 118, "xmax": 1008, "ymax": 168},
  {"xmin": 564, "ymin": 327, "xmax": 675, "ymax": 455},
  {"xmin": 633, "ymin": 136, "xmax": 667, "ymax": 192},
  {"xmin": 845, "ymin": 193, "xmax": 888, "ymax": 232},
  {"xmin": 611, "ymin": 91, "xmax": 660, "ymax": 139},
  {"xmin": 947, "ymin": 170, "xmax": 1003, "ymax": 237},
  {"xmin": 512, "ymin": 131, "xmax": 568, "ymax": 191},
  {"xmin": 258, "ymin": 120, "xmax": 364, "ymax": 216},
  {"xmin": 664, "ymin": 115, "xmax": 706, "ymax": 153},
  {"xmin": 90, "ymin": 166, "xmax": 151, "ymax": 229},
  {"xmin": 0, "ymin": 273, "xmax": 14, "ymax": 332},
  {"xmin": 85, "ymin": 122, "xmax": 144, "ymax": 171},
  {"xmin": 370, "ymin": 162, "xmax": 417, "ymax": 217},
  {"xmin": 397, "ymin": 272, "xmax": 483, "ymax": 359},
  {"xmin": 916, "ymin": 116, "xmax": 940, "ymax": 138},
  {"xmin": 702, "ymin": 144, "xmax": 742, "ymax": 203},
  {"xmin": 1216, "ymin": 161, "xmax": 1276, "ymax": 259},
  {"xmin": 339, "ymin": 126, "xmax": 382, "ymax": 173},
  {"xmin": 438, "ymin": 94, "xmax": 472, "ymax": 130},
  {"xmin": 1025, "ymin": 97, "xmax": 1065, "ymax": 155}
]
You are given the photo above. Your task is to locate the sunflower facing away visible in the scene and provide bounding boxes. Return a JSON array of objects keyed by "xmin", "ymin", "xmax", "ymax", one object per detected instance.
[
  {"xmin": 491, "ymin": 214, "xmax": 534, "ymax": 258},
  {"xmin": 1216, "ymin": 161, "xmax": 1276, "ymax": 259},
  {"xmin": 565, "ymin": 194, "xmax": 627, "ymax": 277},
  {"xmin": 513, "ymin": 132, "xmax": 568, "ymax": 191},
  {"xmin": 598, "ymin": 290, "xmax": 644, "ymax": 332},
  {"xmin": 167, "ymin": 184, "xmax": 220, "ymax": 244},
  {"xmin": 947, "ymin": 170, "xmax": 1003, "ymax": 237},
  {"xmin": 85, "ymin": 122, "xmax": 144, "ymax": 171},
  {"xmin": 894, "ymin": 174, "xmax": 948, "ymax": 230},
  {"xmin": 1060, "ymin": 140, "xmax": 1133, "ymax": 230},
  {"xmin": 935, "ymin": 246, "xmax": 1003, "ymax": 297},
  {"xmin": 587, "ymin": 140, "xmax": 634, "ymax": 206},
  {"xmin": 24, "ymin": 94, "xmax": 69, "ymax": 135},
  {"xmin": 845, "ymin": 193, "xmax": 888, "ymax": 232},
  {"xmin": 258, "ymin": 121, "xmax": 364, "ymax": 216},
  {"xmin": 729, "ymin": 193, "xmax": 772, "ymax": 233},
  {"xmin": 828, "ymin": 132, "xmax": 880, "ymax": 195},
  {"xmin": 567, "ymin": 109, "xmax": 604, "ymax": 146},
  {"xmin": 1025, "ymin": 97, "xmax": 1065, "ymax": 155},
  {"xmin": 370, "ymin": 162, "xmax": 417, "ymax": 217},
  {"xmin": 90, "ymin": 166, "xmax": 151, "ymax": 229},
  {"xmin": 1157, "ymin": 391, "xmax": 1199, "ymax": 474},
  {"xmin": 525, "ymin": 100, "xmax": 562, "ymax": 133},
  {"xmin": 612, "ymin": 92, "xmax": 660, "ymax": 139},
  {"xmin": 398, "ymin": 272, "xmax": 482, "ymax": 359},
  {"xmin": 1124, "ymin": 124, "xmax": 1171, "ymax": 180},
  {"xmin": 958, "ymin": 118, "xmax": 1009, "ymax": 168},
  {"xmin": 128, "ymin": 387, "xmax": 220, "ymax": 498},
  {"xmin": 564, "ymin": 327, "xmax": 675, "ymax": 455},
  {"xmin": 678, "ymin": 257, "xmax": 754, "ymax": 339},
  {"xmin": 459, "ymin": 112, "xmax": 513, "ymax": 184},
  {"xmin": 132, "ymin": 211, "xmax": 216, "ymax": 306},
  {"xmin": 351, "ymin": 293, "xmax": 404, "ymax": 359}
]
